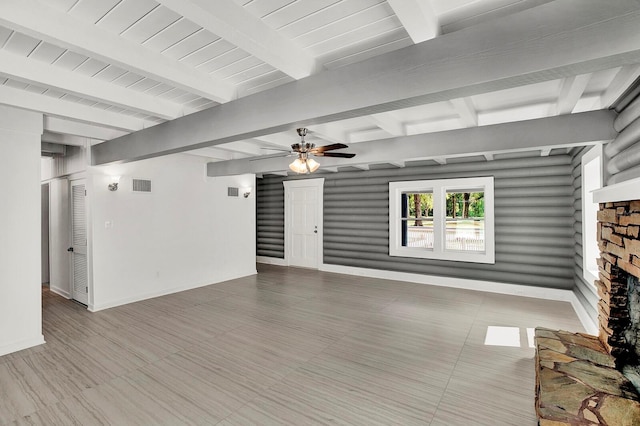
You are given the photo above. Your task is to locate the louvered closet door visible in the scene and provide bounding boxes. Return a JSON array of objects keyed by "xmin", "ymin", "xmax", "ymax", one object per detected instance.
[{"xmin": 70, "ymin": 181, "xmax": 88, "ymax": 305}]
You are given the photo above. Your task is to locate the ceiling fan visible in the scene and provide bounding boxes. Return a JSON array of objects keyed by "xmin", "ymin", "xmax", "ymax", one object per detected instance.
[{"xmin": 255, "ymin": 128, "xmax": 356, "ymax": 174}]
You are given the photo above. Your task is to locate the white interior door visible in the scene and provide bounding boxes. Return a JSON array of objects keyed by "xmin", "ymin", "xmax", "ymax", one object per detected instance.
[
  {"xmin": 284, "ymin": 179, "xmax": 324, "ymax": 269},
  {"xmin": 70, "ymin": 180, "xmax": 88, "ymax": 305}
]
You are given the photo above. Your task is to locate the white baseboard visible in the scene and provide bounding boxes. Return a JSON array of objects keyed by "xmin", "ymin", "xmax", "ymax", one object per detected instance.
[
  {"xmin": 319, "ymin": 263, "xmax": 596, "ymax": 332},
  {"xmin": 49, "ymin": 286, "xmax": 71, "ymax": 299},
  {"xmin": 0, "ymin": 335, "xmax": 46, "ymax": 357},
  {"xmin": 320, "ymin": 264, "xmax": 574, "ymax": 300},
  {"xmin": 569, "ymin": 291, "xmax": 598, "ymax": 335},
  {"xmin": 256, "ymin": 256, "xmax": 287, "ymax": 266},
  {"xmin": 88, "ymin": 269, "xmax": 257, "ymax": 312}
]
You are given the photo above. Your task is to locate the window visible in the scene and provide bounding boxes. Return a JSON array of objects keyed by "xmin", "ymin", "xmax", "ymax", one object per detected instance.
[
  {"xmin": 389, "ymin": 177, "xmax": 494, "ymax": 263},
  {"xmin": 581, "ymin": 145, "xmax": 603, "ymax": 288}
]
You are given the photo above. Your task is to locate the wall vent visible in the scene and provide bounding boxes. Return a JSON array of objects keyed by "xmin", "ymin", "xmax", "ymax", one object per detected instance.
[
  {"xmin": 132, "ymin": 179, "xmax": 152, "ymax": 193},
  {"xmin": 228, "ymin": 187, "xmax": 239, "ymax": 197}
]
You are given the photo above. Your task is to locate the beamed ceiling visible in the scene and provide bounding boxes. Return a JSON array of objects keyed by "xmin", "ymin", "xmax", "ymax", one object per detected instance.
[{"xmin": 2, "ymin": 0, "xmax": 640, "ymax": 175}]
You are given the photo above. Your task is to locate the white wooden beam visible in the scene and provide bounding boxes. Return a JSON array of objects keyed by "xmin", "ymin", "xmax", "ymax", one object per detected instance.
[
  {"xmin": 432, "ymin": 158, "xmax": 447, "ymax": 165},
  {"xmin": 93, "ymin": 0, "xmax": 640, "ymax": 165},
  {"xmin": 352, "ymin": 164, "xmax": 370, "ymax": 171},
  {"xmin": 183, "ymin": 147, "xmax": 235, "ymax": 160},
  {"xmin": 450, "ymin": 97, "xmax": 478, "ymax": 127},
  {"xmin": 157, "ymin": 0, "xmax": 317, "ymax": 79},
  {"xmin": 44, "ymin": 117, "xmax": 128, "ymax": 140},
  {"xmin": 389, "ymin": 161, "xmax": 406, "ymax": 168},
  {"xmin": 215, "ymin": 141, "xmax": 263, "ymax": 157},
  {"xmin": 540, "ymin": 148, "xmax": 552, "ymax": 156},
  {"xmin": 41, "ymin": 141, "xmax": 67, "ymax": 155},
  {"xmin": 483, "ymin": 154, "xmax": 494, "ymax": 161},
  {"xmin": 0, "ymin": 85, "xmax": 144, "ymax": 131},
  {"xmin": 206, "ymin": 110, "xmax": 617, "ymax": 176},
  {"xmin": 322, "ymin": 166, "xmax": 339, "ymax": 173},
  {"xmin": 0, "ymin": 0, "xmax": 235, "ymax": 103},
  {"xmin": 556, "ymin": 74, "xmax": 591, "ymax": 115},
  {"xmin": 441, "ymin": 0, "xmax": 555, "ymax": 34},
  {"xmin": 369, "ymin": 113, "xmax": 405, "ymax": 136},
  {"xmin": 0, "ymin": 50, "xmax": 185, "ymax": 120},
  {"xmin": 41, "ymin": 131, "xmax": 88, "ymax": 147},
  {"xmin": 598, "ymin": 64, "xmax": 640, "ymax": 108},
  {"xmin": 252, "ymin": 134, "xmax": 296, "ymax": 149},
  {"xmin": 387, "ymin": 0, "xmax": 440, "ymax": 43}
]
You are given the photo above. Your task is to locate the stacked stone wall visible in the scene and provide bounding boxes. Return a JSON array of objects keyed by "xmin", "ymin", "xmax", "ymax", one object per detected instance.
[{"xmin": 597, "ymin": 200, "xmax": 640, "ymax": 365}]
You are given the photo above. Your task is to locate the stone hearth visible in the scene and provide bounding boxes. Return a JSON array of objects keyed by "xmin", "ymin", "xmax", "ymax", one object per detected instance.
[{"xmin": 535, "ymin": 327, "xmax": 640, "ymax": 425}]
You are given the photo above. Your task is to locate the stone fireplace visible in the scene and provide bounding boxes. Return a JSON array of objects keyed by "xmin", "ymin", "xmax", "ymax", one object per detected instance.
[
  {"xmin": 596, "ymin": 200, "xmax": 640, "ymax": 386},
  {"xmin": 533, "ymin": 197, "xmax": 640, "ymax": 425}
]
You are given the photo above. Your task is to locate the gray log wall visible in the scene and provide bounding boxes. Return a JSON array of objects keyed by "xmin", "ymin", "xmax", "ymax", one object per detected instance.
[
  {"xmin": 256, "ymin": 176, "xmax": 285, "ymax": 258},
  {"xmin": 257, "ymin": 155, "xmax": 576, "ymax": 289},
  {"xmin": 606, "ymin": 92, "xmax": 640, "ymax": 184},
  {"xmin": 570, "ymin": 146, "xmax": 599, "ymax": 323}
]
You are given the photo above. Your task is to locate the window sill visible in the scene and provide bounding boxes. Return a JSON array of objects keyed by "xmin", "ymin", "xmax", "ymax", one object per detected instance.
[{"xmin": 390, "ymin": 247, "xmax": 495, "ymax": 264}]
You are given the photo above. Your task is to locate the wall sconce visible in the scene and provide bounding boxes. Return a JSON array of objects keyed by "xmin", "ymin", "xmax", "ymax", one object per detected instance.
[
  {"xmin": 243, "ymin": 187, "xmax": 252, "ymax": 198},
  {"xmin": 108, "ymin": 176, "xmax": 121, "ymax": 191}
]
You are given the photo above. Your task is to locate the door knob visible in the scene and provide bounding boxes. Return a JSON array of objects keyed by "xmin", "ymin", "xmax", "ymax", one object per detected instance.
[{"xmin": 67, "ymin": 247, "xmax": 74, "ymax": 252}]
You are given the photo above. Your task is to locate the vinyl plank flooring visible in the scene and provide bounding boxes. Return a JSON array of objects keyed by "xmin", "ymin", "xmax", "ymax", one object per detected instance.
[
  {"xmin": 323, "ymin": 326, "xmax": 460, "ymax": 387},
  {"xmin": 293, "ymin": 291, "xmax": 397, "ymax": 322},
  {"xmin": 204, "ymin": 290, "xmax": 309, "ymax": 312},
  {"xmin": 13, "ymin": 401, "xmax": 87, "ymax": 426},
  {"xmin": 64, "ymin": 377, "xmax": 187, "ymax": 425},
  {"xmin": 18, "ymin": 343, "xmax": 117, "ymax": 400},
  {"xmin": 118, "ymin": 359, "xmax": 247, "ymax": 424},
  {"xmin": 2, "ymin": 265, "xmax": 587, "ymax": 425},
  {"xmin": 0, "ymin": 359, "xmax": 59, "ymax": 424},
  {"xmin": 222, "ymin": 364, "xmax": 433, "ymax": 426},
  {"xmin": 96, "ymin": 324, "xmax": 183, "ymax": 365},
  {"xmin": 379, "ymin": 296, "xmax": 481, "ymax": 325},
  {"xmin": 187, "ymin": 320, "xmax": 335, "ymax": 380},
  {"xmin": 430, "ymin": 374, "xmax": 539, "ymax": 426}
]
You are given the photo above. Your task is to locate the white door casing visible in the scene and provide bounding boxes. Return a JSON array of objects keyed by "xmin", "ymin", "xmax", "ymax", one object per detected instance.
[
  {"xmin": 70, "ymin": 180, "xmax": 88, "ymax": 305},
  {"xmin": 284, "ymin": 178, "xmax": 324, "ymax": 269}
]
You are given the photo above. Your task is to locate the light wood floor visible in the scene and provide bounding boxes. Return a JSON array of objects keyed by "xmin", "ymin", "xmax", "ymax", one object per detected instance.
[{"xmin": 1, "ymin": 264, "xmax": 583, "ymax": 425}]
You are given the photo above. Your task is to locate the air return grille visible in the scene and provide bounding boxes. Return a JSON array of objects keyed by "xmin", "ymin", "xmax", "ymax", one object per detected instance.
[{"xmin": 132, "ymin": 179, "xmax": 152, "ymax": 193}]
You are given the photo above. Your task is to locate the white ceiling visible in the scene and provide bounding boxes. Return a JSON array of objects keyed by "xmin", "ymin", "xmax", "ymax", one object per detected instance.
[{"xmin": 1, "ymin": 0, "xmax": 639, "ymax": 171}]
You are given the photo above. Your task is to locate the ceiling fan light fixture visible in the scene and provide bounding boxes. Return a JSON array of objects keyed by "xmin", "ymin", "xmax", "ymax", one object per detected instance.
[
  {"xmin": 306, "ymin": 158, "xmax": 320, "ymax": 173},
  {"xmin": 289, "ymin": 157, "xmax": 320, "ymax": 174}
]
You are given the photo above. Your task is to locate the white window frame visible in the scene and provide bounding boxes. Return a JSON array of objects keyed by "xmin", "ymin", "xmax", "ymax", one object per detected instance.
[
  {"xmin": 581, "ymin": 144, "xmax": 603, "ymax": 289},
  {"xmin": 389, "ymin": 176, "xmax": 495, "ymax": 264}
]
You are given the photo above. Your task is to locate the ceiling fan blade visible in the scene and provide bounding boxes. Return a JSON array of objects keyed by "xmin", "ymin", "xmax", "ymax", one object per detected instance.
[
  {"xmin": 249, "ymin": 152, "xmax": 293, "ymax": 161},
  {"xmin": 311, "ymin": 143, "xmax": 349, "ymax": 153},
  {"xmin": 314, "ymin": 152, "xmax": 356, "ymax": 158}
]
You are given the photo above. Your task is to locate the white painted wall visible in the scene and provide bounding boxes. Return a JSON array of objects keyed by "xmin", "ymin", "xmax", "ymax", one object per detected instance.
[
  {"xmin": 0, "ymin": 105, "xmax": 45, "ymax": 356},
  {"xmin": 89, "ymin": 154, "xmax": 256, "ymax": 311}
]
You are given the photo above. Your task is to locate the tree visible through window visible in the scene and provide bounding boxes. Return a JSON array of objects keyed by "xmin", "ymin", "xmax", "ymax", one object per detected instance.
[{"xmin": 445, "ymin": 191, "xmax": 485, "ymax": 252}]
